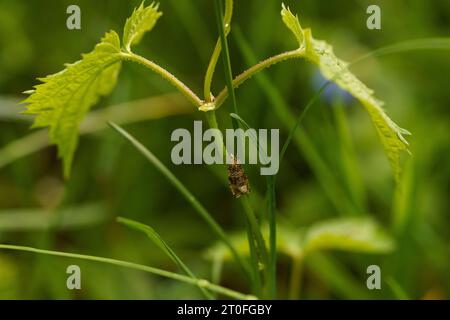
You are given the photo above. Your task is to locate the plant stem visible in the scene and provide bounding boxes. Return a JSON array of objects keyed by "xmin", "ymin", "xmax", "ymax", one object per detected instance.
[
  {"xmin": 120, "ymin": 52, "xmax": 204, "ymax": 107},
  {"xmin": 241, "ymin": 196, "xmax": 269, "ymax": 296},
  {"xmin": 214, "ymin": 0, "xmax": 239, "ymax": 127},
  {"xmin": 214, "ymin": 49, "xmax": 304, "ymax": 108},
  {"xmin": 205, "ymin": 110, "xmax": 262, "ymax": 296},
  {"xmin": 204, "ymin": 111, "xmax": 227, "ymax": 160},
  {"xmin": 117, "ymin": 217, "xmax": 214, "ymax": 300},
  {"xmin": 241, "ymin": 197, "xmax": 269, "ymax": 265},
  {"xmin": 204, "ymin": 41, "xmax": 222, "ymax": 102},
  {"xmin": 204, "ymin": 0, "xmax": 233, "ymax": 102},
  {"xmin": 205, "ymin": 109, "xmax": 268, "ymax": 297},
  {"xmin": 0, "ymin": 244, "xmax": 254, "ymax": 300},
  {"xmin": 0, "ymin": 94, "xmax": 192, "ymax": 170},
  {"xmin": 228, "ymin": 112, "xmax": 273, "ymax": 297},
  {"xmin": 266, "ymin": 175, "xmax": 277, "ymax": 299},
  {"xmin": 244, "ymin": 215, "xmax": 262, "ymax": 296}
]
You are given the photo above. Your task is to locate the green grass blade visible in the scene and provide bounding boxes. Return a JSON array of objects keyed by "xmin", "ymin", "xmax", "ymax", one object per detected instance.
[
  {"xmin": 225, "ymin": 114, "xmax": 270, "ymax": 297},
  {"xmin": 386, "ymin": 277, "xmax": 410, "ymax": 300},
  {"xmin": 214, "ymin": 0, "xmax": 238, "ymax": 125},
  {"xmin": 280, "ymin": 37, "xmax": 450, "ymax": 174},
  {"xmin": 117, "ymin": 217, "xmax": 213, "ymax": 299},
  {"xmin": 266, "ymin": 175, "xmax": 276, "ymax": 298},
  {"xmin": 230, "ymin": 113, "xmax": 267, "ymax": 158},
  {"xmin": 203, "ymin": 111, "xmax": 262, "ymax": 296},
  {"xmin": 108, "ymin": 122, "xmax": 249, "ymax": 278},
  {"xmin": 214, "ymin": 0, "xmax": 270, "ymax": 297},
  {"xmin": 230, "ymin": 112, "xmax": 276, "ymax": 298},
  {"xmin": 0, "ymin": 244, "xmax": 254, "ymax": 300}
]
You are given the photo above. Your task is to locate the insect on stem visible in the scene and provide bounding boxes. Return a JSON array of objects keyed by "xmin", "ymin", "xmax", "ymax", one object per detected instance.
[{"xmin": 228, "ymin": 155, "xmax": 251, "ymax": 198}]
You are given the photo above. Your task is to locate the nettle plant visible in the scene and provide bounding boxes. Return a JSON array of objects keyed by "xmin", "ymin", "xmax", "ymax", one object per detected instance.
[{"xmin": 1, "ymin": 1, "xmax": 413, "ymax": 299}]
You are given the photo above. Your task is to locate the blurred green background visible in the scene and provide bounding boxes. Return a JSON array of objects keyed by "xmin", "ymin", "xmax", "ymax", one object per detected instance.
[{"xmin": 0, "ymin": 0, "xmax": 449, "ymax": 299}]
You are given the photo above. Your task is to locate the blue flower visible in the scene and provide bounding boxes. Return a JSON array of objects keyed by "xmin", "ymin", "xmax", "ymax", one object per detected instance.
[{"xmin": 312, "ymin": 70, "xmax": 353, "ymax": 105}]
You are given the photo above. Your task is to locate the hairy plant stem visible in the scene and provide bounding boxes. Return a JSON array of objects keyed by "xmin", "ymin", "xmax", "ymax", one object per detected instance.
[
  {"xmin": 204, "ymin": 41, "xmax": 222, "ymax": 102},
  {"xmin": 0, "ymin": 244, "xmax": 254, "ymax": 300},
  {"xmin": 120, "ymin": 51, "xmax": 204, "ymax": 107},
  {"xmin": 214, "ymin": 48, "xmax": 304, "ymax": 108}
]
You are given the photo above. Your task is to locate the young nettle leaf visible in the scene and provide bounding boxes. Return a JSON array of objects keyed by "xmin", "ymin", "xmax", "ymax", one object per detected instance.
[
  {"xmin": 123, "ymin": 1, "xmax": 162, "ymax": 51},
  {"xmin": 22, "ymin": 31, "xmax": 123, "ymax": 178},
  {"xmin": 281, "ymin": 4, "xmax": 411, "ymax": 181},
  {"xmin": 22, "ymin": 2, "xmax": 163, "ymax": 178},
  {"xmin": 281, "ymin": 4, "xmax": 304, "ymax": 48}
]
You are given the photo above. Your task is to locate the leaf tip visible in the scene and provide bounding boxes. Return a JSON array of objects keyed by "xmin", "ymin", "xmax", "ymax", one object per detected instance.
[
  {"xmin": 123, "ymin": 1, "xmax": 163, "ymax": 51},
  {"xmin": 280, "ymin": 3, "xmax": 304, "ymax": 48}
]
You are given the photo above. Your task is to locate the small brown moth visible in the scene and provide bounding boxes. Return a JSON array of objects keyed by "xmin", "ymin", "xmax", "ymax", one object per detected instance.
[{"xmin": 227, "ymin": 155, "xmax": 250, "ymax": 198}]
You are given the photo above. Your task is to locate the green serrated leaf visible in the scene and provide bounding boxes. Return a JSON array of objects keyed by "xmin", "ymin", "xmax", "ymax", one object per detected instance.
[
  {"xmin": 22, "ymin": 31, "xmax": 122, "ymax": 178},
  {"xmin": 281, "ymin": 6, "xmax": 411, "ymax": 181},
  {"xmin": 305, "ymin": 32, "xmax": 411, "ymax": 181},
  {"xmin": 303, "ymin": 218, "xmax": 395, "ymax": 255},
  {"xmin": 123, "ymin": 1, "xmax": 162, "ymax": 51},
  {"xmin": 281, "ymin": 4, "xmax": 304, "ymax": 47}
]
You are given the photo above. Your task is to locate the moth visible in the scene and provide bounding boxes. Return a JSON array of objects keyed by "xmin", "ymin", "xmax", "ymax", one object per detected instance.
[{"xmin": 227, "ymin": 156, "xmax": 250, "ymax": 198}]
